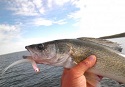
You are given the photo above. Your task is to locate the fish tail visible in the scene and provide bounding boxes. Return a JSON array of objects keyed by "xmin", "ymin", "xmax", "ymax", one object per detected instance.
[{"xmin": 1, "ymin": 59, "xmax": 32, "ymax": 75}]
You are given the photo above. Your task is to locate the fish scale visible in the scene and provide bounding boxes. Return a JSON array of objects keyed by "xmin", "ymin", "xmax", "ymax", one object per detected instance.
[{"xmin": 2, "ymin": 37, "xmax": 125, "ymax": 86}]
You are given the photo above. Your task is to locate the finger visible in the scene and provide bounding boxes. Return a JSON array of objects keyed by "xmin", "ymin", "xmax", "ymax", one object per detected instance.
[
  {"xmin": 62, "ymin": 68, "xmax": 69, "ymax": 77},
  {"xmin": 72, "ymin": 55, "xmax": 96, "ymax": 74},
  {"xmin": 61, "ymin": 68, "xmax": 70, "ymax": 85},
  {"xmin": 62, "ymin": 68, "xmax": 70, "ymax": 77},
  {"xmin": 87, "ymin": 82, "xmax": 95, "ymax": 87}
]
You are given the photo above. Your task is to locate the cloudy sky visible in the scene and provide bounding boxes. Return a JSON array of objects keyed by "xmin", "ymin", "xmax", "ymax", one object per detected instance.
[{"xmin": 0, "ymin": 0, "xmax": 125, "ymax": 55}]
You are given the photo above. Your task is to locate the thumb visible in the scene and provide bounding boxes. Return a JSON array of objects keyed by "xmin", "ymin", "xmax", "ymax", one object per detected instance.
[{"xmin": 72, "ymin": 55, "xmax": 96, "ymax": 75}]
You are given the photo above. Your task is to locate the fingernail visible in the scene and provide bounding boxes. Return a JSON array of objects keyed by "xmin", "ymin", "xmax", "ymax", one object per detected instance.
[{"xmin": 88, "ymin": 55, "xmax": 95, "ymax": 60}]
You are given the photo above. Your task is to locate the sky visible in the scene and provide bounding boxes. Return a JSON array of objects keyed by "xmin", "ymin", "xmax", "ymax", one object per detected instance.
[{"xmin": 0, "ymin": 0, "xmax": 125, "ymax": 55}]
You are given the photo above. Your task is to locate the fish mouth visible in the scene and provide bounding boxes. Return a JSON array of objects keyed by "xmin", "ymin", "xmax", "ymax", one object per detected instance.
[
  {"xmin": 25, "ymin": 46, "xmax": 29, "ymax": 51},
  {"xmin": 25, "ymin": 46, "xmax": 38, "ymax": 59},
  {"xmin": 25, "ymin": 46, "xmax": 35, "ymax": 54},
  {"xmin": 25, "ymin": 46, "xmax": 32, "ymax": 55}
]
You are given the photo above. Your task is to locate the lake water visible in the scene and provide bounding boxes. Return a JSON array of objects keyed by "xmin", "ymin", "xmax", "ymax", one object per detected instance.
[
  {"xmin": 1, "ymin": 38, "xmax": 125, "ymax": 87},
  {"xmin": 0, "ymin": 51, "xmax": 62, "ymax": 87}
]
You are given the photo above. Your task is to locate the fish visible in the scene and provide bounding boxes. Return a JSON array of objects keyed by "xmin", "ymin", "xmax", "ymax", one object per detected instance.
[
  {"xmin": 99, "ymin": 32, "xmax": 125, "ymax": 39},
  {"xmin": 2, "ymin": 37, "xmax": 125, "ymax": 86}
]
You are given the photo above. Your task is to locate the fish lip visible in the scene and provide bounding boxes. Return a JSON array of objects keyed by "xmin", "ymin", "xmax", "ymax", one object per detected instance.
[
  {"xmin": 25, "ymin": 46, "xmax": 35, "ymax": 57},
  {"xmin": 25, "ymin": 46, "xmax": 31, "ymax": 53},
  {"xmin": 25, "ymin": 46, "xmax": 29, "ymax": 51},
  {"xmin": 25, "ymin": 46, "xmax": 28, "ymax": 49}
]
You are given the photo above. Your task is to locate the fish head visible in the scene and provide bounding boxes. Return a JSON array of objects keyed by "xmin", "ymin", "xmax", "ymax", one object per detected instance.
[
  {"xmin": 25, "ymin": 42, "xmax": 57, "ymax": 63},
  {"xmin": 25, "ymin": 40, "xmax": 76, "ymax": 68}
]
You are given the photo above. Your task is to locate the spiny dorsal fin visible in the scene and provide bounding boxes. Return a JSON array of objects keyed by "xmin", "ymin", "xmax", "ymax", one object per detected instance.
[
  {"xmin": 99, "ymin": 32, "xmax": 125, "ymax": 39},
  {"xmin": 77, "ymin": 37, "xmax": 122, "ymax": 52}
]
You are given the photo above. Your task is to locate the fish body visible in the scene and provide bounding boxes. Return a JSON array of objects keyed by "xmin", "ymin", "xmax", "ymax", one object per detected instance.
[
  {"xmin": 2, "ymin": 38, "xmax": 125, "ymax": 85},
  {"xmin": 25, "ymin": 38, "xmax": 125, "ymax": 84}
]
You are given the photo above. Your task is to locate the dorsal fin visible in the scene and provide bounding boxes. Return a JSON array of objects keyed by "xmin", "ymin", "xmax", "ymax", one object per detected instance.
[
  {"xmin": 99, "ymin": 32, "xmax": 125, "ymax": 39},
  {"xmin": 77, "ymin": 37, "xmax": 122, "ymax": 52}
]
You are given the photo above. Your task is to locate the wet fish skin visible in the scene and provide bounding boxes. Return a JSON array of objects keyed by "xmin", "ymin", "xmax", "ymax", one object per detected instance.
[{"xmin": 25, "ymin": 38, "xmax": 125, "ymax": 84}]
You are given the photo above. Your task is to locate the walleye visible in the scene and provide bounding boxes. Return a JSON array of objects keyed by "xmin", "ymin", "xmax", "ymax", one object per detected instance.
[{"xmin": 2, "ymin": 37, "xmax": 125, "ymax": 86}]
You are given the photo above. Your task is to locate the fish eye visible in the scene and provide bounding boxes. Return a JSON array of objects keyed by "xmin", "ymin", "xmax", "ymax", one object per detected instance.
[{"xmin": 37, "ymin": 44, "xmax": 44, "ymax": 50}]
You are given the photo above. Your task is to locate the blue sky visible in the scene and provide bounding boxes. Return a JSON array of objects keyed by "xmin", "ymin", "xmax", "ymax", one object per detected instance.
[{"xmin": 0, "ymin": 0, "xmax": 125, "ymax": 55}]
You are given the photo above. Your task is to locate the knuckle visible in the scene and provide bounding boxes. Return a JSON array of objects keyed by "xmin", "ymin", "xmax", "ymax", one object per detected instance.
[{"xmin": 82, "ymin": 60, "xmax": 91, "ymax": 68}]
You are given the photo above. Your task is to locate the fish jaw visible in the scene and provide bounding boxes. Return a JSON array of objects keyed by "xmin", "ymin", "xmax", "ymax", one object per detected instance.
[{"xmin": 25, "ymin": 46, "xmax": 39, "ymax": 59}]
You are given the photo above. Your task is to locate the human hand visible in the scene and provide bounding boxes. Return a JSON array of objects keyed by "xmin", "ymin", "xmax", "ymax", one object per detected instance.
[{"xmin": 61, "ymin": 55, "xmax": 97, "ymax": 87}]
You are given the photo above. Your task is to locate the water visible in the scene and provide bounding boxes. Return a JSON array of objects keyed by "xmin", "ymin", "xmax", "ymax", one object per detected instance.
[
  {"xmin": 0, "ymin": 45, "xmax": 125, "ymax": 87},
  {"xmin": 0, "ymin": 51, "xmax": 63, "ymax": 87}
]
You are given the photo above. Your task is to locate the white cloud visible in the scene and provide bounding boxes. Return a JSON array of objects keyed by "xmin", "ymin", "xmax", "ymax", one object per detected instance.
[
  {"xmin": 54, "ymin": 19, "xmax": 67, "ymax": 25},
  {"xmin": 67, "ymin": 0, "xmax": 84, "ymax": 26},
  {"xmin": 67, "ymin": 0, "xmax": 125, "ymax": 37},
  {"xmin": 71, "ymin": 0, "xmax": 84, "ymax": 9},
  {"xmin": 0, "ymin": 24, "xmax": 18, "ymax": 31},
  {"xmin": 33, "ymin": 0, "xmax": 45, "ymax": 14},
  {"xmin": 33, "ymin": 0, "xmax": 43, "ymax": 8},
  {"xmin": 54, "ymin": 0, "xmax": 70, "ymax": 6},
  {"xmin": 0, "ymin": 24, "xmax": 21, "ymax": 43},
  {"xmin": 6, "ymin": 0, "xmax": 79, "ymax": 26},
  {"xmin": 39, "ymin": 8, "xmax": 45, "ymax": 14},
  {"xmin": 33, "ymin": 18, "xmax": 53, "ymax": 26},
  {"xmin": 68, "ymin": 10, "xmax": 82, "ymax": 20},
  {"xmin": 7, "ymin": 0, "xmax": 44, "ymax": 16},
  {"xmin": 7, "ymin": 0, "xmax": 72, "ymax": 16},
  {"xmin": 7, "ymin": 0, "xmax": 76, "ymax": 16},
  {"xmin": 48, "ymin": 0, "xmax": 53, "ymax": 8},
  {"xmin": 33, "ymin": 18, "xmax": 68, "ymax": 26},
  {"xmin": 47, "ymin": 0, "xmax": 70, "ymax": 7},
  {"xmin": 78, "ymin": 0, "xmax": 125, "ymax": 37}
]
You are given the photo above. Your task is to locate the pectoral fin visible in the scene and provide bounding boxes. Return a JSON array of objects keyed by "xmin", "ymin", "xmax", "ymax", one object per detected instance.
[{"xmin": 84, "ymin": 72, "xmax": 103, "ymax": 87}]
